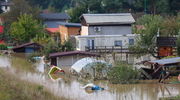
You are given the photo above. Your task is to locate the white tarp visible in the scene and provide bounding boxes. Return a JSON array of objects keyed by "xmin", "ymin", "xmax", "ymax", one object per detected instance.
[{"xmin": 71, "ymin": 57, "xmax": 107, "ymax": 73}]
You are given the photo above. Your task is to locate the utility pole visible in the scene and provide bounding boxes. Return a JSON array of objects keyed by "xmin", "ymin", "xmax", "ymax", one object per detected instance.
[{"xmin": 144, "ymin": 0, "xmax": 147, "ymax": 14}]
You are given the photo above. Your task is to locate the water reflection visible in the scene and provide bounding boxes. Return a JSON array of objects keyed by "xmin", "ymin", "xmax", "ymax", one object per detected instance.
[{"xmin": 0, "ymin": 55, "xmax": 180, "ymax": 100}]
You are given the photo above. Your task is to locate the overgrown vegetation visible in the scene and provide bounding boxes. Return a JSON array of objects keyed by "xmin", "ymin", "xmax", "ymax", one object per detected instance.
[
  {"xmin": 0, "ymin": 68, "xmax": 68, "ymax": 100},
  {"xmin": 108, "ymin": 62, "xmax": 140, "ymax": 84},
  {"xmin": 10, "ymin": 14, "xmax": 46, "ymax": 44},
  {"xmin": 0, "ymin": 44, "xmax": 7, "ymax": 50},
  {"xmin": 130, "ymin": 14, "xmax": 180, "ymax": 58}
]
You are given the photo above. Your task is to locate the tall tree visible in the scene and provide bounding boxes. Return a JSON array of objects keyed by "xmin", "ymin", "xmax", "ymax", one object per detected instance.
[
  {"xmin": 2, "ymin": 0, "xmax": 40, "ymax": 25},
  {"xmin": 10, "ymin": 14, "xmax": 45, "ymax": 44}
]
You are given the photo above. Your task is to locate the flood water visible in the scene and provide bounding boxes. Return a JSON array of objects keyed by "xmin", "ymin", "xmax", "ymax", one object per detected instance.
[{"xmin": 0, "ymin": 55, "xmax": 180, "ymax": 100}]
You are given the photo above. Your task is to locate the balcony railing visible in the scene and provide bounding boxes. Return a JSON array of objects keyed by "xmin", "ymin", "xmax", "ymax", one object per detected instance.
[{"xmin": 85, "ymin": 46, "xmax": 132, "ymax": 53}]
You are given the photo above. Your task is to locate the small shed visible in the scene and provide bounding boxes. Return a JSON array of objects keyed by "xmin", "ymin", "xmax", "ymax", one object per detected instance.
[
  {"xmin": 12, "ymin": 43, "xmax": 43, "ymax": 53},
  {"xmin": 141, "ymin": 57, "xmax": 180, "ymax": 82},
  {"xmin": 49, "ymin": 51, "xmax": 100, "ymax": 68},
  {"xmin": 157, "ymin": 37, "xmax": 177, "ymax": 57}
]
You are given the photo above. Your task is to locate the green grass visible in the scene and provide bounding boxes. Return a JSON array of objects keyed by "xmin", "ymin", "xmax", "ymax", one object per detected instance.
[
  {"xmin": 160, "ymin": 95, "xmax": 180, "ymax": 100},
  {"xmin": 11, "ymin": 56, "xmax": 36, "ymax": 72},
  {"xmin": 0, "ymin": 68, "xmax": 68, "ymax": 100}
]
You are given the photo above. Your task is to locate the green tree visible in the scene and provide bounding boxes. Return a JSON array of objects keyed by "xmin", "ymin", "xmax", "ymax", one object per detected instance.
[
  {"xmin": 160, "ymin": 16, "xmax": 180, "ymax": 36},
  {"xmin": 67, "ymin": 4, "xmax": 88, "ymax": 23},
  {"xmin": 130, "ymin": 15, "xmax": 163, "ymax": 57},
  {"xmin": 2, "ymin": 0, "xmax": 40, "ymax": 25},
  {"xmin": 10, "ymin": 14, "xmax": 45, "ymax": 44}
]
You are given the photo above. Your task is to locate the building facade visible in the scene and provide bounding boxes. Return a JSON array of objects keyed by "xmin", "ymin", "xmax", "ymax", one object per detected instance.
[{"xmin": 76, "ymin": 13, "xmax": 136, "ymax": 52}]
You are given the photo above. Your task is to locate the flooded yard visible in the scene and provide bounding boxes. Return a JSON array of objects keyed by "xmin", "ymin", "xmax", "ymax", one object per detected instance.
[{"xmin": 0, "ymin": 55, "xmax": 180, "ymax": 100}]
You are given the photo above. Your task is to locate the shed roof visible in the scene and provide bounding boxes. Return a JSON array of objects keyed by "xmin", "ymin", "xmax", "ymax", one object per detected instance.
[
  {"xmin": 40, "ymin": 13, "xmax": 70, "ymax": 20},
  {"xmin": 81, "ymin": 13, "xmax": 135, "ymax": 25},
  {"xmin": 157, "ymin": 37, "xmax": 177, "ymax": 47},
  {"xmin": 44, "ymin": 21, "xmax": 63, "ymax": 28},
  {"xmin": 148, "ymin": 57, "xmax": 180, "ymax": 66},
  {"xmin": 49, "ymin": 51, "xmax": 100, "ymax": 58},
  {"xmin": 12, "ymin": 43, "xmax": 42, "ymax": 50}
]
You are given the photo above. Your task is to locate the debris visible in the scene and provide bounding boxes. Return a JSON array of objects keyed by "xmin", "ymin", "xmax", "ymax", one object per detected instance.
[{"xmin": 83, "ymin": 83, "xmax": 104, "ymax": 91}]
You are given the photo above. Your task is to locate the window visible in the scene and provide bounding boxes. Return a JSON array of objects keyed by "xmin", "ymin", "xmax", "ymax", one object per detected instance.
[
  {"xmin": 114, "ymin": 40, "xmax": 122, "ymax": 46},
  {"xmin": 94, "ymin": 27, "xmax": 101, "ymax": 32},
  {"xmin": 129, "ymin": 39, "xmax": 134, "ymax": 45}
]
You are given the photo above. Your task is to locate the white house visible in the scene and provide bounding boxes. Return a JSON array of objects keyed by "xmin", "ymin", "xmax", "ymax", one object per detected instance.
[{"xmin": 76, "ymin": 13, "xmax": 136, "ymax": 51}]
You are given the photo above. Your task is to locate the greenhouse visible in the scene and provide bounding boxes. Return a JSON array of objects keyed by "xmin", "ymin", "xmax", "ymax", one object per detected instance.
[{"xmin": 71, "ymin": 57, "xmax": 111, "ymax": 78}]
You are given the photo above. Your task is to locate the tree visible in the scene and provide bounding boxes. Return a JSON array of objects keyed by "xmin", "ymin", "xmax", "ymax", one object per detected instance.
[
  {"xmin": 2, "ymin": 0, "xmax": 40, "ymax": 25},
  {"xmin": 10, "ymin": 14, "xmax": 45, "ymax": 44},
  {"xmin": 160, "ymin": 16, "xmax": 180, "ymax": 36},
  {"xmin": 67, "ymin": 4, "xmax": 88, "ymax": 23},
  {"xmin": 130, "ymin": 15, "xmax": 163, "ymax": 57}
]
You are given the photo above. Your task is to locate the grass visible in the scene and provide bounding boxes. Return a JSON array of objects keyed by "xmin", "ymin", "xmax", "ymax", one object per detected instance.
[
  {"xmin": 0, "ymin": 68, "xmax": 68, "ymax": 100},
  {"xmin": 160, "ymin": 95, "xmax": 180, "ymax": 100},
  {"xmin": 10, "ymin": 56, "xmax": 36, "ymax": 72}
]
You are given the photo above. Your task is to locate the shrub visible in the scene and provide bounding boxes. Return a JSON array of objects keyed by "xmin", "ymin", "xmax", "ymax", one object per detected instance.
[
  {"xmin": 108, "ymin": 62, "xmax": 140, "ymax": 84},
  {"xmin": 0, "ymin": 44, "xmax": 7, "ymax": 50}
]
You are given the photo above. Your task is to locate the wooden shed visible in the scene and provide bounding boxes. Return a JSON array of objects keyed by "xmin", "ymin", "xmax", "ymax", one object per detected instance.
[{"xmin": 12, "ymin": 42, "xmax": 43, "ymax": 53}]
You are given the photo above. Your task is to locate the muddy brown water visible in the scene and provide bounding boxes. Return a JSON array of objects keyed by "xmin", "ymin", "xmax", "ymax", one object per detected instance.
[{"xmin": 0, "ymin": 55, "xmax": 180, "ymax": 100}]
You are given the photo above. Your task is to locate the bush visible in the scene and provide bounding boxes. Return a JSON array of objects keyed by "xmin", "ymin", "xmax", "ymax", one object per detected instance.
[
  {"xmin": 0, "ymin": 44, "xmax": 7, "ymax": 50},
  {"xmin": 108, "ymin": 62, "xmax": 140, "ymax": 84}
]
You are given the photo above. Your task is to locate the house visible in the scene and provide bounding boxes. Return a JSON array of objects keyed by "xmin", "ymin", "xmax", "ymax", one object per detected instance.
[
  {"xmin": 76, "ymin": 13, "xmax": 136, "ymax": 51},
  {"xmin": 0, "ymin": 0, "xmax": 13, "ymax": 13},
  {"xmin": 157, "ymin": 37, "xmax": 177, "ymax": 57},
  {"xmin": 12, "ymin": 43, "xmax": 43, "ymax": 53},
  {"xmin": 58, "ymin": 22, "xmax": 81, "ymax": 43},
  {"xmin": 39, "ymin": 13, "xmax": 70, "ymax": 28},
  {"xmin": 49, "ymin": 51, "xmax": 100, "ymax": 71},
  {"xmin": 40, "ymin": 13, "xmax": 71, "ymax": 44}
]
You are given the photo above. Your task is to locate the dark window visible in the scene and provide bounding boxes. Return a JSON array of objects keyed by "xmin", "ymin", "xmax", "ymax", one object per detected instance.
[
  {"xmin": 129, "ymin": 39, "xmax": 134, "ymax": 45},
  {"xmin": 114, "ymin": 41, "xmax": 122, "ymax": 46}
]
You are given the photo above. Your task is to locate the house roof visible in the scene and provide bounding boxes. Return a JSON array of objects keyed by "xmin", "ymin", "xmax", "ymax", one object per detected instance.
[
  {"xmin": 12, "ymin": 43, "xmax": 42, "ymax": 50},
  {"xmin": 57, "ymin": 22, "xmax": 81, "ymax": 27},
  {"xmin": 157, "ymin": 37, "xmax": 177, "ymax": 47},
  {"xmin": 44, "ymin": 21, "xmax": 62, "ymax": 28},
  {"xmin": 147, "ymin": 57, "xmax": 180, "ymax": 66},
  {"xmin": 49, "ymin": 51, "xmax": 100, "ymax": 58},
  {"xmin": 80, "ymin": 13, "xmax": 135, "ymax": 25},
  {"xmin": 40, "ymin": 13, "xmax": 70, "ymax": 20},
  {"xmin": 45, "ymin": 28, "xmax": 59, "ymax": 33}
]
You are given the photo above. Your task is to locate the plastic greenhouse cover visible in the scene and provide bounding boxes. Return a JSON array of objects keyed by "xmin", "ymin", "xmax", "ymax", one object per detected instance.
[{"xmin": 71, "ymin": 57, "xmax": 109, "ymax": 73}]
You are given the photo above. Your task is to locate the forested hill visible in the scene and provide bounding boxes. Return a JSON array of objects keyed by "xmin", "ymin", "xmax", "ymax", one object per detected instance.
[
  {"xmin": 24, "ymin": 0, "xmax": 180, "ymax": 22},
  {"xmin": 2, "ymin": 0, "xmax": 180, "ymax": 23},
  {"xmin": 26, "ymin": 0, "xmax": 179, "ymax": 14}
]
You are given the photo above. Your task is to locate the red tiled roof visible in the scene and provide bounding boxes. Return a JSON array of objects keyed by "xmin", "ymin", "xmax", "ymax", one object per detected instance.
[
  {"xmin": 49, "ymin": 51, "xmax": 100, "ymax": 58},
  {"xmin": 45, "ymin": 28, "xmax": 59, "ymax": 33}
]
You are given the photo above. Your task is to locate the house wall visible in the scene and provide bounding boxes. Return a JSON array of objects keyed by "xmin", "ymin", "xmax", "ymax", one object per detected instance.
[
  {"xmin": 81, "ymin": 26, "xmax": 89, "ymax": 35},
  {"xmin": 76, "ymin": 35, "xmax": 137, "ymax": 51},
  {"xmin": 56, "ymin": 55, "xmax": 95, "ymax": 67},
  {"xmin": 60, "ymin": 25, "xmax": 80, "ymax": 43},
  {"xmin": 60, "ymin": 25, "xmax": 68, "ymax": 43},
  {"xmin": 87, "ymin": 25, "xmax": 132, "ymax": 35}
]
